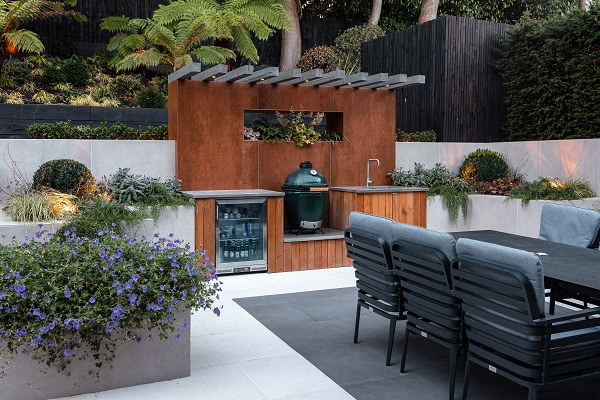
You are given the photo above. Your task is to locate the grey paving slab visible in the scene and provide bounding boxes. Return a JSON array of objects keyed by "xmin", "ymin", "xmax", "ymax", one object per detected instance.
[{"xmin": 236, "ymin": 287, "xmax": 600, "ymax": 400}]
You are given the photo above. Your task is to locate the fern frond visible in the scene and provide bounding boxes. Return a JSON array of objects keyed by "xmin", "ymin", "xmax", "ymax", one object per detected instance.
[
  {"xmin": 4, "ymin": 29, "xmax": 44, "ymax": 54},
  {"xmin": 100, "ymin": 16, "xmax": 132, "ymax": 32},
  {"xmin": 188, "ymin": 45, "xmax": 236, "ymax": 65},
  {"xmin": 115, "ymin": 49, "xmax": 162, "ymax": 72},
  {"xmin": 230, "ymin": 25, "xmax": 259, "ymax": 63}
]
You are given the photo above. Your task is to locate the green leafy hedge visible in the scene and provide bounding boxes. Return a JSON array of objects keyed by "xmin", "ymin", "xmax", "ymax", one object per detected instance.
[
  {"xmin": 496, "ymin": 5, "xmax": 600, "ymax": 141},
  {"xmin": 27, "ymin": 121, "xmax": 168, "ymax": 140}
]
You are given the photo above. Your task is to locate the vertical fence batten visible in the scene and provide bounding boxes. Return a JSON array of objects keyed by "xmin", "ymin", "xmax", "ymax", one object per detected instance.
[{"xmin": 363, "ymin": 16, "xmax": 511, "ymax": 143}]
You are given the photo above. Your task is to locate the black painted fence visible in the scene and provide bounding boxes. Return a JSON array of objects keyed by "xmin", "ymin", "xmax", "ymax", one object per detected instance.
[
  {"xmin": 362, "ymin": 16, "xmax": 512, "ymax": 143},
  {"xmin": 0, "ymin": 105, "xmax": 167, "ymax": 139}
]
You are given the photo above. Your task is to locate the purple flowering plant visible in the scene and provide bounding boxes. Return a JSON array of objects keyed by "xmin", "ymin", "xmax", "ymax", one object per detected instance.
[{"xmin": 0, "ymin": 227, "xmax": 222, "ymax": 378}]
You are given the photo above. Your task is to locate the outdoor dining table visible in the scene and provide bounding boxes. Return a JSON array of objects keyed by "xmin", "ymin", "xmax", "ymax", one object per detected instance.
[{"xmin": 450, "ymin": 230, "xmax": 600, "ymax": 301}]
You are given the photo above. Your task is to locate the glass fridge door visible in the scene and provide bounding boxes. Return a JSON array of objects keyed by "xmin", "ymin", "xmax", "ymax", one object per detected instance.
[{"xmin": 216, "ymin": 198, "xmax": 267, "ymax": 274}]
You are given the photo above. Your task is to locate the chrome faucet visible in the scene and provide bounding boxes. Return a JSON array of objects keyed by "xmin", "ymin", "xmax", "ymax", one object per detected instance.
[{"xmin": 366, "ymin": 158, "xmax": 380, "ymax": 187}]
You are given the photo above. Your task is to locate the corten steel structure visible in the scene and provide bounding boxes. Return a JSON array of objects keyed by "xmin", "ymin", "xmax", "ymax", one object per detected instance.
[{"xmin": 168, "ymin": 64, "xmax": 425, "ymax": 272}]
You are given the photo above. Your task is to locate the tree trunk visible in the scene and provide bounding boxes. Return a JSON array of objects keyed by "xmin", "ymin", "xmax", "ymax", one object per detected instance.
[
  {"xmin": 279, "ymin": 0, "xmax": 302, "ymax": 71},
  {"xmin": 367, "ymin": 0, "xmax": 382, "ymax": 25},
  {"xmin": 579, "ymin": 0, "xmax": 591, "ymax": 10},
  {"xmin": 418, "ymin": 0, "xmax": 439, "ymax": 24}
]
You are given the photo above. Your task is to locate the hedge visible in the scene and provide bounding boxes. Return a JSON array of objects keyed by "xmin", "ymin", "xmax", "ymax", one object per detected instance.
[
  {"xmin": 496, "ymin": 5, "xmax": 600, "ymax": 141},
  {"xmin": 27, "ymin": 121, "xmax": 168, "ymax": 140}
]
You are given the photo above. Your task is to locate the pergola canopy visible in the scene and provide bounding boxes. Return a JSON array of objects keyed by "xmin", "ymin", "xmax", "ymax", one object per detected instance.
[{"xmin": 168, "ymin": 63, "xmax": 425, "ymax": 91}]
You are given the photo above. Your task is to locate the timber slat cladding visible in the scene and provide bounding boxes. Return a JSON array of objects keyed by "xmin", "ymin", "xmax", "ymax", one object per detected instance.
[
  {"xmin": 194, "ymin": 199, "xmax": 216, "ymax": 261},
  {"xmin": 328, "ymin": 191, "xmax": 427, "ymax": 231},
  {"xmin": 281, "ymin": 240, "xmax": 352, "ymax": 272},
  {"xmin": 267, "ymin": 197, "xmax": 285, "ymax": 273}
]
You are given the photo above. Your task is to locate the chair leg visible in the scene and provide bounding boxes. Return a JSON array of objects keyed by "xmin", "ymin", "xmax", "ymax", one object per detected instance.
[
  {"xmin": 528, "ymin": 388, "xmax": 538, "ymax": 400},
  {"xmin": 461, "ymin": 359, "xmax": 472, "ymax": 400},
  {"xmin": 549, "ymin": 291, "xmax": 556, "ymax": 315},
  {"xmin": 449, "ymin": 347, "xmax": 458, "ymax": 400},
  {"xmin": 400, "ymin": 325, "xmax": 410, "ymax": 373},
  {"xmin": 386, "ymin": 318, "xmax": 397, "ymax": 366},
  {"xmin": 354, "ymin": 303, "xmax": 361, "ymax": 344}
]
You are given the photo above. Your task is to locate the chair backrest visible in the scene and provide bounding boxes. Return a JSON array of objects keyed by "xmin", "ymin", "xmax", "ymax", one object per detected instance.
[
  {"xmin": 392, "ymin": 230, "xmax": 461, "ymax": 342},
  {"xmin": 454, "ymin": 238, "xmax": 545, "ymax": 319},
  {"xmin": 348, "ymin": 211, "xmax": 397, "ymax": 255},
  {"xmin": 539, "ymin": 203, "xmax": 600, "ymax": 248}
]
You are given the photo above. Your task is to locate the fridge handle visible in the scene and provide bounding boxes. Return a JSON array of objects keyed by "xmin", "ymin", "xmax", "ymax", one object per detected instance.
[{"xmin": 216, "ymin": 204, "xmax": 219, "ymax": 220}]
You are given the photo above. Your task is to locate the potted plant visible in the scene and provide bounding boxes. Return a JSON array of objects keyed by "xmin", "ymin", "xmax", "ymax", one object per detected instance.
[{"xmin": 0, "ymin": 226, "xmax": 221, "ymax": 397}]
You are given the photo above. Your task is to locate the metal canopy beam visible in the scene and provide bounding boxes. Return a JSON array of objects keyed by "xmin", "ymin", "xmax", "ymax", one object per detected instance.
[
  {"xmin": 322, "ymin": 72, "xmax": 369, "ymax": 88},
  {"xmin": 378, "ymin": 75, "xmax": 426, "ymax": 90},
  {"xmin": 167, "ymin": 63, "xmax": 202, "ymax": 84},
  {"xmin": 169, "ymin": 65, "xmax": 425, "ymax": 91},
  {"xmin": 236, "ymin": 67, "xmax": 280, "ymax": 83},
  {"xmin": 214, "ymin": 65, "xmax": 254, "ymax": 82},
  {"xmin": 259, "ymin": 68, "xmax": 301, "ymax": 84},
  {"xmin": 299, "ymin": 70, "xmax": 345, "ymax": 87},
  {"xmin": 343, "ymin": 73, "xmax": 388, "ymax": 89},
  {"xmin": 190, "ymin": 64, "xmax": 228, "ymax": 81},
  {"xmin": 284, "ymin": 69, "xmax": 324, "ymax": 86}
]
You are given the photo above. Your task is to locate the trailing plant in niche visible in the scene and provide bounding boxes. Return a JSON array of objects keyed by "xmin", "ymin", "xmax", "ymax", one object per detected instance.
[
  {"xmin": 0, "ymin": 228, "xmax": 222, "ymax": 378},
  {"xmin": 389, "ymin": 163, "xmax": 472, "ymax": 224}
]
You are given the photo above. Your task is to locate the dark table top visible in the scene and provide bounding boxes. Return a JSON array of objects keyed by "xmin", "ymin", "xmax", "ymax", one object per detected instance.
[{"xmin": 451, "ymin": 230, "xmax": 600, "ymax": 294}]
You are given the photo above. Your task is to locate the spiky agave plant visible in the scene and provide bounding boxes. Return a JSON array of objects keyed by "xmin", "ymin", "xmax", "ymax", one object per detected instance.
[{"xmin": 100, "ymin": 0, "xmax": 290, "ymax": 72}]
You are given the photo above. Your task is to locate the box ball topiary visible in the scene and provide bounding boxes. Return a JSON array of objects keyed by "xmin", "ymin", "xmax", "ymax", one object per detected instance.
[
  {"xmin": 459, "ymin": 148, "xmax": 508, "ymax": 183},
  {"xmin": 62, "ymin": 60, "xmax": 90, "ymax": 86},
  {"xmin": 42, "ymin": 66, "xmax": 68, "ymax": 85},
  {"xmin": 33, "ymin": 159, "xmax": 96, "ymax": 199}
]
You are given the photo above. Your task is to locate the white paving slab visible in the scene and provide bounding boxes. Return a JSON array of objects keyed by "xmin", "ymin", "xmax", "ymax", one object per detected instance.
[{"xmin": 53, "ymin": 267, "xmax": 356, "ymax": 400}]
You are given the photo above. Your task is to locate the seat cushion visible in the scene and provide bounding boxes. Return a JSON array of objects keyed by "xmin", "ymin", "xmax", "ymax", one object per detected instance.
[
  {"xmin": 539, "ymin": 203, "xmax": 600, "ymax": 248},
  {"xmin": 391, "ymin": 222, "xmax": 457, "ymax": 262},
  {"xmin": 456, "ymin": 238, "xmax": 545, "ymax": 316}
]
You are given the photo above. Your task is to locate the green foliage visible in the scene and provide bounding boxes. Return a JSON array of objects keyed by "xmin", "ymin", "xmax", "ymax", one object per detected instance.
[
  {"xmin": 297, "ymin": 45, "xmax": 336, "ymax": 72},
  {"xmin": 41, "ymin": 66, "xmax": 68, "ymax": 85},
  {"xmin": 508, "ymin": 177, "xmax": 596, "ymax": 203},
  {"xmin": 496, "ymin": 5, "xmax": 600, "ymax": 141},
  {"xmin": 27, "ymin": 121, "xmax": 168, "ymax": 140},
  {"xmin": 1, "ymin": 60, "xmax": 30, "ymax": 83},
  {"xmin": 0, "ymin": 75, "xmax": 15, "ymax": 89},
  {"xmin": 50, "ymin": 38, "xmax": 79, "ymax": 58},
  {"xmin": 54, "ymin": 198, "xmax": 149, "ymax": 239},
  {"xmin": 389, "ymin": 162, "xmax": 472, "ymax": 223},
  {"xmin": 332, "ymin": 24, "xmax": 385, "ymax": 75},
  {"xmin": 2, "ymin": 190, "xmax": 55, "ymax": 223},
  {"xmin": 0, "ymin": 226, "xmax": 221, "ymax": 378},
  {"xmin": 32, "ymin": 159, "xmax": 96, "ymax": 199},
  {"xmin": 107, "ymin": 168, "xmax": 192, "ymax": 219},
  {"xmin": 62, "ymin": 59, "xmax": 90, "ymax": 86},
  {"xmin": 470, "ymin": 176, "xmax": 523, "ymax": 195},
  {"xmin": 396, "ymin": 129, "xmax": 436, "ymax": 142},
  {"xmin": 135, "ymin": 85, "xmax": 166, "ymax": 108},
  {"xmin": 459, "ymin": 148, "xmax": 508, "ymax": 183},
  {"xmin": 101, "ymin": 0, "xmax": 290, "ymax": 72}
]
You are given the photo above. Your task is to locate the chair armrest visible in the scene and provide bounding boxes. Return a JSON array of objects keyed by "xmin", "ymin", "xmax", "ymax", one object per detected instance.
[{"xmin": 533, "ymin": 306, "xmax": 600, "ymax": 325}]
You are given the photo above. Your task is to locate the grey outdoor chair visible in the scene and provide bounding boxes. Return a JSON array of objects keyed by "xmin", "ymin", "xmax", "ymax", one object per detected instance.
[
  {"xmin": 453, "ymin": 238, "xmax": 600, "ymax": 400},
  {"xmin": 390, "ymin": 224, "xmax": 462, "ymax": 400},
  {"xmin": 539, "ymin": 203, "xmax": 600, "ymax": 248},
  {"xmin": 345, "ymin": 212, "xmax": 405, "ymax": 366},
  {"xmin": 539, "ymin": 203, "xmax": 600, "ymax": 312}
]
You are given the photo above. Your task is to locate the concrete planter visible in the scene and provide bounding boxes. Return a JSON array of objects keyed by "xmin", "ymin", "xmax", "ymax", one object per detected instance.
[
  {"xmin": 427, "ymin": 195, "xmax": 600, "ymax": 237},
  {"xmin": 1, "ymin": 311, "xmax": 190, "ymax": 400}
]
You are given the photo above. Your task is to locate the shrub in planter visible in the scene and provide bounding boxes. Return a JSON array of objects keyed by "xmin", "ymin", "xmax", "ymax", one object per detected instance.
[
  {"xmin": 459, "ymin": 148, "xmax": 508, "ymax": 183},
  {"xmin": 2, "ymin": 188, "xmax": 77, "ymax": 222},
  {"xmin": 2, "ymin": 60, "xmax": 31, "ymax": 84},
  {"xmin": 508, "ymin": 177, "xmax": 596, "ymax": 203},
  {"xmin": 62, "ymin": 60, "xmax": 90, "ymax": 86},
  {"xmin": 135, "ymin": 85, "xmax": 166, "ymax": 109},
  {"xmin": 0, "ymin": 227, "xmax": 221, "ymax": 378},
  {"xmin": 41, "ymin": 66, "xmax": 68, "ymax": 85},
  {"xmin": 396, "ymin": 129, "xmax": 436, "ymax": 142},
  {"xmin": 33, "ymin": 159, "xmax": 96, "ymax": 199}
]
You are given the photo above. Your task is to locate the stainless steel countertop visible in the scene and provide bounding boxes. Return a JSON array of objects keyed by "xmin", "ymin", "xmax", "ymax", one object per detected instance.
[
  {"xmin": 328, "ymin": 186, "xmax": 428, "ymax": 193},
  {"xmin": 183, "ymin": 189, "xmax": 285, "ymax": 199}
]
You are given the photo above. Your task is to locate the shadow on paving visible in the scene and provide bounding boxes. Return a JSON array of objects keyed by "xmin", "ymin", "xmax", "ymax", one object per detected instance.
[{"xmin": 234, "ymin": 287, "xmax": 600, "ymax": 400}]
